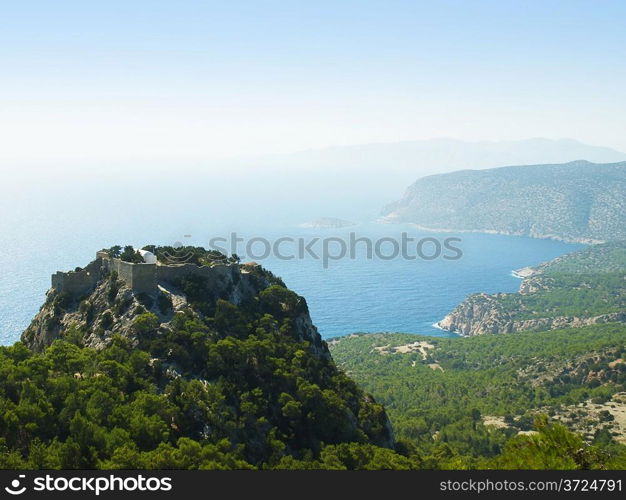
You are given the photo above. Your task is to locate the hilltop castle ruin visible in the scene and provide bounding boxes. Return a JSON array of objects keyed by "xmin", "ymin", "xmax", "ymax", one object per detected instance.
[{"xmin": 51, "ymin": 249, "xmax": 252, "ymax": 297}]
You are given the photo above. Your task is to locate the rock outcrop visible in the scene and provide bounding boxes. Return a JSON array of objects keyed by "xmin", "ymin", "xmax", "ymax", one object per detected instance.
[
  {"xmin": 22, "ymin": 252, "xmax": 328, "ymax": 361},
  {"xmin": 438, "ymin": 293, "xmax": 626, "ymax": 336}
]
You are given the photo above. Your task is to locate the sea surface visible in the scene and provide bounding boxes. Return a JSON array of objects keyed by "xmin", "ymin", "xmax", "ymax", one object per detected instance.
[
  {"xmin": 0, "ymin": 173, "xmax": 583, "ymax": 343},
  {"xmin": 256, "ymin": 226, "xmax": 582, "ymax": 338}
]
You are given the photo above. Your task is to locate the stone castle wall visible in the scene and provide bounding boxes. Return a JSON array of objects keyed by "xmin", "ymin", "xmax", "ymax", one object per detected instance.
[
  {"xmin": 104, "ymin": 258, "xmax": 157, "ymax": 295},
  {"xmin": 156, "ymin": 262, "xmax": 235, "ymax": 286},
  {"xmin": 52, "ymin": 252, "xmax": 242, "ymax": 297},
  {"xmin": 53, "ymin": 254, "xmax": 156, "ymax": 296},
  {"xmin": 50, "ymin": 258, "xmax": 104, "ymax": 297}
]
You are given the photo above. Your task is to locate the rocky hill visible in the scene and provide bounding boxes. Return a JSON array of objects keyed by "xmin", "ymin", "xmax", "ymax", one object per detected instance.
[
  {"xmin": 10, "ymin": 246, "xmax": 397, "ymax": 469},
  {"xmin": 23, "ymin": 246, "xmax": 318, "ymax": 354},
  {"xmin": 437, "ymin": 241, "xmax": 626, "ymax": 336},
  {"xmin": 381, "ymin": 160, "xmax": 626, "ymax": 243}
]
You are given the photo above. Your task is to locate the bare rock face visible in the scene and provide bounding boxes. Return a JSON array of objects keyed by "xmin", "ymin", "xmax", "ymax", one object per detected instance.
[
  {"xmin": 437, "ymin": 293, "xmax": 513, "ymax": 336},
  {"xmin": 437, "ymin": 241, "xmax": 626, "ymax": 336},
  {"xmin": 438, "ymin": 293, "xmax": 626, "ymax": 336},
  {"xmin": 518, "ymin": 277, "xmax": 547, "ymax": 294},
  {"xmin": 437, "ymin": 275, "xmax": 626, "ymax": 336}
]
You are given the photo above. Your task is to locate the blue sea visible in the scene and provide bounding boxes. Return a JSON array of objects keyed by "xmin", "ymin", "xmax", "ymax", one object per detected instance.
[
  {"xmin": 0, "ymin": 172, "xmax": 582, "ymax": 344},
  {"xmin": 253, "ymin": 226, "xmax": 582, "ymax": 338}
]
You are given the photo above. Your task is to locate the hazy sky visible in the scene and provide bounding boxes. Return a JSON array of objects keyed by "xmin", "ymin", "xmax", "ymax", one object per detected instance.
[{"xmin": 1, "ymin": 0, "xmax": 625, "ymax": 163}]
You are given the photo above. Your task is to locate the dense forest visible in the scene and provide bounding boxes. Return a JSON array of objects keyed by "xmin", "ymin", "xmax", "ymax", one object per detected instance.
[
  {"xmin": 537, "ymin": 241, "xmax": 626, "ymax": 274},
  {"xmin": 3, "ymin": 324, "xmax": 625, "ymax": 469},
  {"xmin": 0, "ymin": 333, "xmax": 408, "ymax": 469},
  {"xmin": 497, "ymin": 272, "xmax": 626, "ymax": 320},
  {"xmin": 330, "ymin": 325, "xmax": 626, "ymax": 468},
  {"xmin": 500, "ymin": 241, "xmax": 626, "ymax": 320}
]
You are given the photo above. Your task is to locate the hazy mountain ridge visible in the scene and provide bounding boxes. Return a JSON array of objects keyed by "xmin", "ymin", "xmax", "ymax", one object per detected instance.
[
  {"xmin": 250, "ymin": 138, "xmax": 626, "ymax": 174},
  {"xmin": 382, "ymin": 160, "xmax": 626, "ymax": 243}
]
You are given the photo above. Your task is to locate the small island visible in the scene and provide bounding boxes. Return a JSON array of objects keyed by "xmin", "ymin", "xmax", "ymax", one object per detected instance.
[{"xmin": 299, "ymin": 217, "xmax": 356, "ymax": 229}]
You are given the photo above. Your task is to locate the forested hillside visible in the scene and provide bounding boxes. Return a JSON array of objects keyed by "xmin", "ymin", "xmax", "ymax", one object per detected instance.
[
  {"xmin": 2, "ymin": 247, "xmax": 399, "ymax": 470},
  {"xmin": 382, "ymin": 161, "xmax": 626, "ymax": 243},
  {"xmin": 4, "ymin": 245, "xmax": 626, "ymax": 470},
  {"xmin": 330, "ymin": 325, "xmax": 626, "ymax": 468}
]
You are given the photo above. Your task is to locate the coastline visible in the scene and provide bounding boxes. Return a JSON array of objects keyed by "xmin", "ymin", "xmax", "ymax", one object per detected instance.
[
  {"xmin": 431, "ymin": 239, "xmax": 580, "ymax": 336},
  {"xmin": 511, "ymin": 266, "xmax": 538, "ymax": 279},
  {"xmin": 432, "ymin": 321, "xmax": 467, "ymax": 338},
  {"xmin": 383, "ymin": 219, "xmax": 593, "ymax": 335},
  {"xmin": 376, "ymin": 217, "xmax": 604, "ymax": 245},
  {"xmin": 434, "ymin": 264, "xmax": 536, "ymax": 335}
]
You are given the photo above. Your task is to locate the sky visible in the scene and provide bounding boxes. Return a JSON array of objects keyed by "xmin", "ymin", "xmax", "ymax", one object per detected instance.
[{"xmin": 1, "ymin": 0, "xmax": 625, "ymax": 165}]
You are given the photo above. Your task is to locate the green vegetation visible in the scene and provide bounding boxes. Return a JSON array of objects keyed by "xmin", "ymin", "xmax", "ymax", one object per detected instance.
[
  {"xmin": 2, "ymin": 274, "xmax": 403, "ymax": 469},
  {"xmin": 540, "ymin": 241, "xmax": 626, "ymax": 275},
  {"xmin": 142, "ymin": 245, "xmax": 239, "ymax": 266},
  {"xmin": 499, "ymin": 272, "xmax": 626, "ymax": 320},
  {"xmin": 6, "ymin": 326, "xmax": 622, "ymax": 469},
  {"xmin": 440, "ymin": 241, "xmax": 626, "ymax": 334},
  {"xmin": 0, "ymin": 335, "xmax": 395, "ymax": 469},
  {"xmin": 104, "ymin": 245, "xmax": 143, "ymax": 264},
  {"xmin": 500, "ymin": 241, "xmax": 626, "ymax": 320},
  {"xmin": 119, "ymin": 245, "xmax": 144, "ymax": 264},
  {"xmin": 11, "ymin": 242, "xmax": 626, "ymax": 469},
  {"xmin": 103, "ymin": 244, "xmax": 240, "ymax": 266},
  {"xmin": 330, "ymin": 325, "xmax": 626, "ymax": 468}
]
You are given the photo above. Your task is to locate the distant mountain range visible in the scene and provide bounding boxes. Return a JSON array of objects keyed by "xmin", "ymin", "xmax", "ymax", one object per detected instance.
[
  {"xmin": 219, "ymin": 138, "xmax": 626, "ymax": 223},
  {"xmin": 381, "ymin": 160, "xmax": 626, "ymax": 243},
  {"xmin": 251, "ymin": 137, "xmax": 626, "ymax": 175},
  {"xmin": 10, "ymin": 138, "xmax": 625, "ymax": 230}
]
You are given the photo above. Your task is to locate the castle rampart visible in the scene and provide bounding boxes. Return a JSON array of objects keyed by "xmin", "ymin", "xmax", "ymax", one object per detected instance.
[
  {"xmin": 51, "ymin": 251, "xmax": 236, "ymax": 297},
  {"xmin": 52, "ymin": 252, "xmax": 157, "ymax": 296},
  {"xmin": 102, "ymin": 258, "xmax": 157, "ymax": 295},
  {"xmin": 50, "ymin": 258, "xmax": 104, "ymax": 297},
  {"xmin": 156, "ymin": 262, "xmax": 235, "ymax": 287}
]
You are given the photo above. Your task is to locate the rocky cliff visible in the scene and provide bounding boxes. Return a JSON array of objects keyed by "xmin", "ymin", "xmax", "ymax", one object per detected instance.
[{"xmin": 438, "ymin": 292, "xmax": 626, "ymax": 336}]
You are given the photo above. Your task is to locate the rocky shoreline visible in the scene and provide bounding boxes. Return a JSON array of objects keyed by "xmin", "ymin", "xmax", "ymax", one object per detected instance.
[
  {"xmin": 435, "ymin": 242, "xmax": 626, "ymax": 336},
  {"xmin": 437, "ymin": 300, "xmax": 626, "ymax": 337}
]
